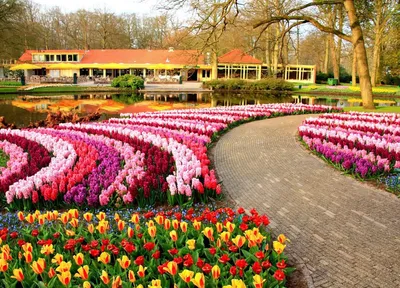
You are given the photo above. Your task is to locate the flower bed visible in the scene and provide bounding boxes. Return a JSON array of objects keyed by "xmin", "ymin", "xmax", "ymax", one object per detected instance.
[
  {"xmin": 299, "ymin": 112, "xmax": 400, "ymax": 179},
  {"xmin": 0, "ymin": 104, "xmax": 339, "ymax": 209},
  {"xmin": 0, "ymin": 207, "xmax": 293, "ymax": 287}
]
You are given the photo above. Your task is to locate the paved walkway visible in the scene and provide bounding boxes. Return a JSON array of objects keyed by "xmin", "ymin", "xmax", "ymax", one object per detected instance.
[{"xmin": 213, "ymin": 114, "xmax": 400, "ymax": 288}]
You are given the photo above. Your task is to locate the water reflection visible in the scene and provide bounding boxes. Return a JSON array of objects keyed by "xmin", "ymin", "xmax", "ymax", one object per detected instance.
[{"xmin": 0, "ymin": 92, "xmax": 399, "ymax": 127}]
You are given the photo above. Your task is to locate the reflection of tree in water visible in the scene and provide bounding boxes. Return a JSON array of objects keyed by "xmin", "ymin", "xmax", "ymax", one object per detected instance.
[
  {"xmin": 211, "ymin": 92, "xmax": 293, "ymax": 104},
  {"xmin": 111, "ymin": 93, "xmax": 144, "ymax": 105},
  {"xmin": 0, "ymin": 104, "xmax": 46, "ymax": 128}
]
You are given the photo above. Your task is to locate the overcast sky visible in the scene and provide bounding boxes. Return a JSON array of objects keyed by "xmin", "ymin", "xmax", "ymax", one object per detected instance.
[{"xmin": 33, "ymin": 0, "xmax": 163, "ymax": 15}]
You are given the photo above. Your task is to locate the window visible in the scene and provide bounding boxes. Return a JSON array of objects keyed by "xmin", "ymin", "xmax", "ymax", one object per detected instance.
[
  {"xmin": 73, "ymin": 54, "xmax": 78, "ymax": 62},
  {"xmin": 50, "ymin": 55, "xmax": 54, "ymax": 61},
  {"xmin": 68, "ymin": 55, "xmax": 72, "ymax": 61},
  {"xmin": 61, "ymin": 55, "xmax": 66, "ymax": 61},
  {"xmin": 39, "ymin": 54, "xmax": 45, "ymax": 62},
  {"xmin": 32, "ymin": 55, "xmax": 40, "ymax": 62},
  {"xmin": 202, "ymin": 70, "xmax": 210, "ymax": 78},
  {"xmin": 45, "ymin": 54, "xmax": 50, "ymax": 62},
  {"xmin": 56, "ymin": 55, "xmax": 61, "ymax": 61}
]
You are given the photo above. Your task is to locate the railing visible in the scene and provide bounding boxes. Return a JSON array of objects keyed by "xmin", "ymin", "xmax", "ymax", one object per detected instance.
[{"xmin": 0, "ymin": 59, "xmax": 17, "ymax": 66}]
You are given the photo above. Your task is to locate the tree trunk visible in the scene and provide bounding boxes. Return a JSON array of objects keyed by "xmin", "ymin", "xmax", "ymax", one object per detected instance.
[
  {"xmin": 336, "ymin": 5, "xmax": 344, "ymax": 80},
  {"xmin": 343, "ymin": 0, "xmax": 374, "ymax": 109},
  {"xmin": 328, "ymin": 7, "xmax": 340, "ymax": 81},
  {"xmin": 352, "ymin": 47, "xmax": 357, "ymax": 86},
  {"xmin": 323, "ymin": 36, "xmax": 329, "ymax": 73},
  {"xmin": 265, "ymin": 30, "xmax": 272, "ymax": 76},
  {"xmin": 272, "ymin": 22, "xmax": 280, "ymax": 77},
  {"xmin": 371, "ymin": 0, "xmax": 383, "ymax": 87},
  {"xmin": 211, "ymin": 51, "xmax": 218, "ymax": 80}
]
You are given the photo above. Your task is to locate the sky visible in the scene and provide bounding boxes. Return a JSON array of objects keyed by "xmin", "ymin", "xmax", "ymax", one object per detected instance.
[{"xmin": 33, "ymin": 0, "xmax": 164, "ymax": 15}]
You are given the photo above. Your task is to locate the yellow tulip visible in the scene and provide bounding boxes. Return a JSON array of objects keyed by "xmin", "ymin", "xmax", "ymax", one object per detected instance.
[
  {"xmin": 24, "ymin": 251, "xmax": 33, "ymax": 263},
  {"xmin": 232, "ymin": 235, "xmax": 246, "ymax": 248},
  {"xmin": 48, "ymin": 267, "xmax": 56, "ymax": 278},
  {"xmin": 56, "ymin": 261, "xmax": 72, "ymax": 273},
  {"xmin": 69, "ymin": 218, "xmax": 79, "ymax": 228},
  {"xmin": 278, "ymin": 234, "xmax": 288, "ymax": 244},
  {"xmin": 25, "ymin": 213, "xmax": 35, "ymax": 224},
  {"xmin": 202, "ymin": 227, "xmax": 214, "ymax": 241},
  {"xmin": 96, "ymin": 211, "xmax": 106, "ymax": 221},
  {"xmin": 96, "ymin": 220, "xmax": 109, "ymax": 234},
  {"xmin": 220, "ymin": 231, "xmax": 231, "ymax": 243},
  {"xmin": 128, "ymin": 270, "xmax": 136, "ymax": 283},
  {"xmin": 148, "ymin": 226, "xmax": 157, "ymax": 238},
  {"xmin": 128, "ymin": 226, "xmax": 134, "ymax": 238},
  {"xmin": 68, "ymin": 209, "xmax": 79, "ymax": 219},
  {"xmin": 172, "ymin": 219, "xmax": 179, "ymax": 230},
  {"xmin": 114, "ymin": 212, "xmax": 120, "ymax": 222},
  {"xmin": 191, "ymin": 273, "xmax": 205, "ymax": 288},
  {"xmin": 52, "ymin": 254, "xmax": 63, "ymax": 265},
  {"xmin": 38, "ymin": 215, "xmax": 46, "ymax": 225},
  {"xmin": 57, "ymin": 271, "xmax": 72, "ymax": 286},
  {"xmin": 74, "ymin": 265, "xmax": 89, "ymax": 280},
  {"xmin": 17, "ymin": 211, "xmax": 24, "ymax": 221},
  {"xmin": 253, "ymin": 275, "xmax": 266, "ymax": 288},
  {"xmin": 112, "ymin": 275, "xmax": 122, "ymax": 288},
  {"xmin": 154, "ymin": 215, "xmax": 165, "ymax": 225},
  {"xmin": 83, "ymin": 212, "xmax": 93, "ymax": 222},
  {"xmin": 273, "ymin": 241, "xmax": 286, "ymax": 254},
  {"xmin": 130, "ymin": 213, "xmax": 139, "ymax": 223},
  {"xmin": 149, "ymin": 279, "xmax": 162, "ymax": 287},
  {"xmin": 164, "ymin": 219, "xmax": 171, "ymax": 230},
  {"xmin": 83, "ymin": 281, "xmax": 91, "ymax": 288},
  {"xmin": 100, "ymin": 270, "xmax": 110, "ymax": 284},
  {"xmin": 11, "ymin": 268, "xmax": 24, "ymax": 282},
  {"xmin": 186, "ymin": 239, "xmax": 196, "ymax": 250},
  {"xmin": 193, "ymin": 220, "xmax": 201, "ymax": 230},
  {"xmin": 180, "ymin": 221, "xmax": 188, "ymax": 232},
  {"xmin": 117, "ymin": 255, "xmax": 131, "ymax": 269},
  {"xmin": 117, "ymin": 220, "xmax": 125, "ymax": 231},
  {"xmin": 31, "ymin": 258, "xmax": 46, "ymax": 274},
  {"xmin": 179, "ymin": 269, "xmax": 194, "ymax": 283},
  {"xmin": 0, "ymin": 259, "xmax": 8, "ymax": 272},
  {"xmin": 231, "ymin": 279, "xmax": 246, "ymax": 288},
  {"xmin": 137, "ymin": 265, "xmax": 147, "ymax": 278},
  {"xmin": 216, "ymin": 222, "xmax": 223, "ymax": 233},
  {"xmin": 170, "ymin": 230, "xmax": 178, "ymax": 242},
  {"xmin": 40, "ymin": 244, "xmax": 54, "ymax": 256},
  {"xmin": 22, "ymin": 243, "xmax": 33, "ymax": 253},
  {"xmin": 98, "ymin": 252, "xmax": 111, "ymax": 265},
  {"xmin": 163, "ymin": 261, "xmax": 178, "ymax": 276},
  {"xmin": 73, "ymin": 253, "xmax": 84, "ymax": 266},
  {"xmin": 87, "ymin": 224, "xmax": 94, "ymax": 234},
  {"xmin": 225, "ymin": 221, "xmax": 235, "ymax": 233},
  {"xmin": 212, "ymin": 265, "xmax": 220, "ymax": 280},
  {"xmin": 59, "ymin": 212, "xmax": 69, "ymax": 224}
]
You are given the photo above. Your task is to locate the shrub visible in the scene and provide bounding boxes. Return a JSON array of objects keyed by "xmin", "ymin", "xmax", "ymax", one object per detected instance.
[
  {"xmin": 112, "ymin": 75, "xmax": 144, "ymax": 90},
  {"xmin": 204, "ymin": 78, "xmax": 294, "ymax": 91},
  {"xmin": 0, "ymin": 81, "xmax": 21, "ymax": 87}
]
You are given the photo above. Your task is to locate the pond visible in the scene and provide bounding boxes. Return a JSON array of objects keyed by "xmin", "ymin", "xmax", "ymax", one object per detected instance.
[{"xmin": 0, "ymin": 92, "xmax": 398, "ymax": 127}]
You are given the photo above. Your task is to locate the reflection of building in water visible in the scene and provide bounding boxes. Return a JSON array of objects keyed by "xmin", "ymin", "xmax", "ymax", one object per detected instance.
[{"xmin": 143, "ymin": 93, "xmax": 207, "ymax": 103}]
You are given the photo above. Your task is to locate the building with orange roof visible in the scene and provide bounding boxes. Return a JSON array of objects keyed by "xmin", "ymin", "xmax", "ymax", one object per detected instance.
[{"xmin": 14, "ymin": 48, "xmax": 316, "ymax": 83}]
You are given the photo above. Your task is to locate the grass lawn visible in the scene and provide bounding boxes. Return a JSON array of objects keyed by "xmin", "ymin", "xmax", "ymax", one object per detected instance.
[
  {"xmin": 0, "ymin": 87, "xmax": 18, "ymax": 93},
  {"xmin": 293, "ymin": 83, "xmax": 400, "ymax": 96},
  {"xmin": 343, "ymin": 106, "xmax": 400, "ymax": 113}
]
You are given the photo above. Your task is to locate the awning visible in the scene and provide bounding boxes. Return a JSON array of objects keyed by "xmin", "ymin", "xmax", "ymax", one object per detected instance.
[
  {"xmin": 10, "ymin": 63, "xmax": 42, "ymax": 70},
  {"xmin": 48, "ymin": 63, "xmax": 79, "ymax": 69},
  {"xmin": 97, "ymin": 63, "xmax": 130, "ymax": 69}
]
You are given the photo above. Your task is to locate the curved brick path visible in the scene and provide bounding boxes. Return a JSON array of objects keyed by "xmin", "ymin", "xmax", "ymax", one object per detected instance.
[{"xmin": 213, "ymin": 114, "xmax": 400, "ymax": 288}]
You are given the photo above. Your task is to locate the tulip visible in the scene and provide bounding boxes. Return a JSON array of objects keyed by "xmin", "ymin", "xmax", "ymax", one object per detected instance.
[
  {"xmin": 31, "ymin": 258, "xmax": 46, "ymax": 274},
  {"xmin": 128, "ymin": 270, "xmax": 136, "ymax": 283},
  {"xmin": 100, "ymin": 270, "xmax": 110, "ymax": 284},
  {"xmin": 24, "ymin": 251, "xmax": 33, "ymax": 263},
  {"xmin": 83, "ymin": 281, "xmax": 91, "ymax": 288},
  {"xmin": 193, "ymin": 220, "xmax": 201, "ymax": 230},
  {"xmin": 220, "ymin": 231, "xmax": 231, "ymax": 243},
  {"xmin": 216, "ymin": 222, "xmax": 223, "ymax": 233},
  {"xmin": 273, "ymin": 241, "xmax": 286, "ymax": 254},
  {"xmin": 170, "ymin": 230, "xmax": 178, "ymax": 242},
  {"xmin": 97, "ymin": 212, "xmax": 106, "ymax": 221},
  {"xmin": 232, "ymin": 235, "xmax": 246, "ymax": 248},
  {"xmin": 172, "ymin": 219, "xmax": 179, "ymax": 230},
  {"xmin": 114, "ymin": 213, "xmax": 120, "ymax": 222},
  {"xmin": 112, "ymin": 275, "xmax": 122, "ymax": 288},
  {"xmin": 154, "ymin": 215, "xmax": 165, "ymax": 225},
  {"xmin": 38, "ymin": 215, "xmax": 46, "ymax": 225},
  {"xmin": 164, "ymin": 219, "xmax": 171, "ymax": 230},
  {"xmin": 0, "ymin": 259, "xmax": 8, "ymax": 272},
  {"xmin": 59, "ymin": 213, "xmax": 69, "ymax": 225},
  {"xmin": 127, "ymin": 227, "xmax": 134, "ymax": 238},
  {"xmin": 186, "ymin": 239, "xmax": 196, "ymax": 250},
  {"xmin": 163, "ymin": 261, "xmax": 178, "ymax": 276},
  {"xmin": 88, "ymin": 224, "xmax": 94, "ymax": 234},
  {"xmin": 73, "ymin": 253, "xmax": 84, "ymax": 266},
  {"xmin": 17, "ymin": 212, "xmax": 24, "ymax": 221},
  {"xmin": 137, "ymin": 265, "xmax": 147, "ymax": 278},
  {"xmin": 191, "ymin": 272, "xmax": 205, "ymax": 288},
  {"xmin": 57, "ymin": 271, "xmax": 71, "ymax": 286},
  {"xmin": 148, "ymin": 226, "xmax": 157, "ymax": 238},
  {"xmin": 75, "ymin": 265, "xmax": 89, "ymax": 280},
  {"xmin": 22, "ymin": 243, "xmax": 33, "ymax": 253},
  {"xmin": 117, "ymin": 255, "xmax": 131, "ymax": 269},
  {"xmin": 11, "ymin": 268, "xmax": 24, "ymax": 282},
  {"xmin": 68, "ymin": 209, "xmax": 79, "ymax": 219},
  {"xmin": 56, "ymin": 261, "xmax": 72, "ymax": 273},
  {"xmin": 26, "ymin": 213, "xmax": 35, "ymax": 224},
  {"xmin": 149, "ymin": 279, "xmax": 161, "ymax": 287},
  {"xmin": 130, "ymin": 213, "xmax": 139, "ymax": 223},
  {"xmin": 212, "ymin": 265, "xmax": 221, "ymax": 280},
  {"xmin": 180, "ymin": 221, "xmax": 188, "ymax": 232},
  {"xmin": 117, "ymin": 220, "xmax": 125, "ymax": 232},
  {"xmin": 278, "ymin": 234, "xmax": 288, "ymax": 244},
  {"xmin": 230, "ymin": 279, "xmax": 246, "ymax": 288},
  {"xmin": 179, "ymin": 269, "xmax": 194, "ymax": 283},
  {"xmin": 202, "ymin": 227, "xmax": 214, "ymax": 241},
  {"xmin": 253, "ymin": 275, "xmax": 266, "ymax": 288},
  {"xmin": 69, "ymin": 218, "xmax": 79, "ymax": 228},
  {"xmin": 96, "ymin": 220, "xmax": 109, "ymax": 234},
  {"xmin": 48, "ymin": 267, "xmax": 56, "ymax": 278},
  {"xmin": 98, "ymin": 252, "xmax": 111, "ymax": 264},
  {"xmin": 41, "ymin": 244, "xmax": 54, "ymax": 256},
  {"xmin": 83, "ymin": 212, "xmax": 93, "ymax": 222},
  {"xmin": 65, "ymin": 230, "xmax": 75, "ymax": 237}
]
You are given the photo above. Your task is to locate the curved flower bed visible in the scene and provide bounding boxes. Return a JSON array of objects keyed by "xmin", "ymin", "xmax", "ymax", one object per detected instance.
[
  {"xmin": 0, "ymin": 207, "xmax": 293, "ymax": 288},
  {"xmin": 299, "ymin": 112, "xmax": 400, "ymax": 178},
  {"xmin": 0, "ymin": 104, "xmax": 339, "ymax": 209}
]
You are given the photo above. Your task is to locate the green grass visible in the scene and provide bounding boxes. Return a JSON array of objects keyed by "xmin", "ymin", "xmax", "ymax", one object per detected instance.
[
  {"xmin": 0, "ymin": 81, "xmax": 22, "ymax": 86},
  {"xmin": 343, "ymin": 106, "xmax": 400, "ymax": 113},
  {"xmin": 0, "ymin": 149, "xmax": 9, "ymax": 168},
  {"xmin": 293, "ymin": 83, "xmax": 400, "ymax": 95},
  {"xmin": 0, "ymin": 87, "xmax": 18, "ymax": 93}
]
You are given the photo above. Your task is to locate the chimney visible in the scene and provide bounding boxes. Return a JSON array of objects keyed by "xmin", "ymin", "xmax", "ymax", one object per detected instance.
[{"xmin": 168, "ymin": 47, "xmax": 174, "ymax": 52}]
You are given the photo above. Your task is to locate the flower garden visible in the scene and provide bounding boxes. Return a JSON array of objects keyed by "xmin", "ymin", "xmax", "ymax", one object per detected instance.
[
  {"xmin": 299, "ymin": 112, "xmax": 400, "ymax": 194},
  {"xmin": 0, "ymin": 103, "xmax": 341, "ymax": 287}
]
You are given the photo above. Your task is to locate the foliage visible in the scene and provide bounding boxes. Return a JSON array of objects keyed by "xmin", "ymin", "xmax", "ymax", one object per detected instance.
[
  {"xmin": 0, "ymin": 149, "xmax": 9, "ymax": 168},
  {"xmin": 204, "ymin": 79, "xmax": 294, "ymax": 91},
  {"xmin": 0, "ymin": 207, "xmax": 293, "ymax": 288},
  {"xmin": 111, "ymin": 75, "xmax": 145, "ymax": 90},
  {"xmin": 111, "ymin": 93, "xmax": 144, "ymax": 105},
  {"xmin": 0, "ymin": 81, "xmax": 21, "ymax": 87},
  {"xmin": 316, "ymin": 68, "xmax": 356, "ymax": 84}
]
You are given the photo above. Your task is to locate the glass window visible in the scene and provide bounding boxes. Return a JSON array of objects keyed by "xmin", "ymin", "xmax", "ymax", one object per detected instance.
[
  {"xmin": 32, "ymin": 55, "xmax": 39, "ymax": 62},
  {"xmin": 61, "ymin": 55, "xmax": 66, "ymax": 61},
  {"xmin": 56, "ymin": 55, "xmax": 61, "ymax": 61},
  {"xmin": 73, "ymin": 54, "xmax": 78, "ymax": 61},
  {"xmin": 68, "ymin": 55, "xmax": 72, "ymax": 61},
  {"xmin": 39, "ymin": 54, "xmax": 45, "ymax": 62},
  {"xmin": 45, "ymin": 54, "xmax": 50, "ymax": 62},
  {"xmin": 50, "ymin": 55, "xmax": 54, "ymax": 61}
]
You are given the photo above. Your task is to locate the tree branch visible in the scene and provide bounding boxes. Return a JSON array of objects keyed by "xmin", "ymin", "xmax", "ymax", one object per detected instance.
[{"xmin": 286, "ymin": 0, "xmax": 344, "ymax": 15}]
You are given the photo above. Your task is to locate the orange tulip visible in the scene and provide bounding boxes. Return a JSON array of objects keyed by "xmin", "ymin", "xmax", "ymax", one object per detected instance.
[
  {"xmin": 96, "ymin": 220, "xmax": 109, "ymax": 234},
  {"xmin": 26, "ymin": 213, "xmax": 35, "ymax": 224},
  {"xmin": 22, "ymin": 243, "xmax": 33, "ymax": 253},
  {"xmin": 117, "ymin": 255, "xmax": 131, "ymax": 269},
  {"xmin": 127, "ymin": 227, "xmax": 134, "ymax": 238},
  {"xmin": 96, "ymin": 212, "xmax": 106, "ymax": 221},
  {"xmin": 114, "ymin": 213, "xmax": 120, "ymax": 222},
  {"xmin": 68, "ymin": 209, "xmax": 79, "ymax": 219},
  {"xmin": 40, "ymin": 244, "xmax": 54, "ymax": 256},
  {"xmin": 164, "ymin": 219, "xmax": 171, "ymax": 230},
  {"xmin": 191, "ymin": 273, "xmax": 205, "ymax": 288},
  {"xmin": 216, "ymin": 222, "xmax": 223, "ymax": 233},
  {"xmin": 38, "ymin": 215, "xmax": 46, "ymax": 225},
  {"xmin": 135, "ymin": 224, "xmax": 141, "ymax": 232},
  {"xmin": 0, "ymin": 259, "xmax": 8, "ymax": 272},
  {"xmin": 180, "ymin": 221, "xmax": 188, "ymax": 232},
  {"xmin": 202, "ymin": 227, "xmax": 214, "ymax": 241},
  {"xmin": 48, "ymin": 267, "xmax": 56, "ymax": 278},
  {"xmin": 193, "ymin": 220, "xmax": 201, "ymax": 230},
  {"xmin": 130, "ymin": 213, "xmax": 139, "ymax": 223},
  {"xmin": 212, "ymin": 265, "xmax": 220, "ymax": 280},
  {"xmin": 278, "ymin": 234, "xmax": 288, "ymax": 244},
  {"xmin": 17, "ymin": 211, "xmax": 24, "ymax": 221},
  {"xmin": 117, "ymin": 220, "xmax": 125, "ymax": 231},
  {"xmin": 154, "ymin": 215, "xmax": 165, "ymax": 225},
  {"xmin": 57, "ymin": 271, "xmax": 71, "ymax": 286},
  {"xmin": 128, "ymin": 270, "xmax": 136, "ymax": 283},
  {"xmin": 147, "ymin": 220, "xmax": 155, "ymax": 227},
  {"xmin": 69, "ymin": 218, "xmax": 79, "ymax": 228},
  {"xmin": 74, "ymin": 265, "xmax": 89, "ymax": 280},
  {"xmin": 73, "ymin": 253, "xmax": 84, "ymax": 266},
  {"xmin": 163, "ymin": 261, "xmax": 178, "ymax": 276},
  {"xmin": 11, "ymin": 268, "xmax": 24, "ymax": 282},
  {"xmin": 52, "ymin": 210, "xmax": 59, "ymax": 219},
  {"xmin": 170, "ymin": 230, "xmax": 178, "ymax": 242},
  {"xmin": 52, "ymin": 254, "xmax": 63, "ymax": 265},
  {"xmin": 148, "ymin": 226, "xmax": 157, "ymax": 238},
  {"xmin": 56, "ymin": 261, "xmax": 71, "ymax": 273},
  {"xmin": 112, "ymin": 275, "xmax": 122, "ymax": 288},
  {"xmin": 172, "ymin": 219, "xmax": 179, "ymax": 230},
  {"xmin": 87, "ymin": 224, "xmax": 94, "ymax": 234},
  {"xmin": 137, "ymin": 265, "xmax": 147, "ymax": 278},
  {"xmin": 59, "ymin": 213, "xmax": 69, "ymax": 224},
  {"xmin": 98, "ymin": 252, "xmax": 110, "ymax": 265},
  {"xmin": 179, "ymin": 269, "xmax": 194, "ymax": 283},
  {"xmin": 225, "ymin": 221, "xmax": 235, "ymax": 233},
  {"xmin": 31, "ymin": 258, "xmax": 46, "ymax": 274},
  {"xmin": 220, "ymin": 231, "xmax": 231, "ymax": 243},
  {"xmin": 24, "ymin": 251, "xmax": 33, "ymax": 263},
  {"xmin": 83, "ymin": 212, "xmax": 93, "ymax": 222},
  {"xmin": 100, "ymin": 270, "xmax": 110, "ymax": 284},
  {"xmin": 232, "ymin": 235, "xmax": 246, "ymax": 248}
]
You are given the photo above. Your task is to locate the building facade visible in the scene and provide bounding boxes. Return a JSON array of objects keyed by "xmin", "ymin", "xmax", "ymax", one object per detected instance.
[{"xmin": 14, "ymin": 48, "xmax": 316, "ymax": 83}]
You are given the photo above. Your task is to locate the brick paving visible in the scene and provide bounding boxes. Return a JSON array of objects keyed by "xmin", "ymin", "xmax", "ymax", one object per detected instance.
[{"xmin": 213, "ymin": 114, "xmax": 400, "ymax": 288}]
